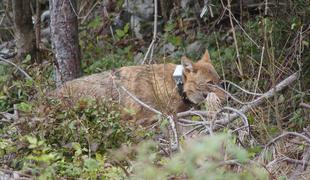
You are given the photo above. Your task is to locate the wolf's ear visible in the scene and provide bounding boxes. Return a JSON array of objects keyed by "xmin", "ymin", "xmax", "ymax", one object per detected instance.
[
  {"xmin": 201, "ymin": 49, "xmax": 211, "ymax": 63},
  {"xmin": 181, "ymin": 56, "xmax": 193, "ymax": 73}
]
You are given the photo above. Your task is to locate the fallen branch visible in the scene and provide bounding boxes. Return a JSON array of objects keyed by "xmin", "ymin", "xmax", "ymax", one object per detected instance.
[
  {"xmin": 283, "ymin": 156, "xmax": 310, "ymax": 166},
  {"xmin": 216, "ymin": 72, "xmax": 298, "ymax": 126},
  {"xmin": 266, "ymin": 156, "xmax": 310, "ymax": 169},
  {"xmin": 176, "ymin": 72, "xmax": 298, "ymax": 136},
  {"xmin": 0, "ymin": 168, "xmax": 32, "ymax": 179},
  {"xmin": 290, "ymin": 147, "xmax": 310, "ymax": 180},
  {"xmin": 219, "ymin": 106, "xmax": 249, "ymax": 134},
  {"xmin": 178, "ymin": 110, "xmax": 217, "ymax": 118},
  {"xmin": 168, "ymin": 115, "xmax": 179, "ymax": 150},
  {"xmin": 265, "ymin": 131, "xmax": 310, "ymax": 148},
  {"xmin": 300, "ymin": 102, "xmax": 310, "ymax": 109}
]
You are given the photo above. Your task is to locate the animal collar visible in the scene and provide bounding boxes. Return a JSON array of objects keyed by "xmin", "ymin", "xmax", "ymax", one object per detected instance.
[{"xmin": 173, "ymin": 65, "xmax": 192, "ymax": 104}]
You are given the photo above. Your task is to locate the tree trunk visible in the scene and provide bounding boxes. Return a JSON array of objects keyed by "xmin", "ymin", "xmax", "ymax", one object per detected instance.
[
  {"xmin": 12, "ymin": 0, "xmax": 36, "ymax": 59},
  {"xmin": 49, "ymin": 0, "xmax": 82, "ymax": 87}
]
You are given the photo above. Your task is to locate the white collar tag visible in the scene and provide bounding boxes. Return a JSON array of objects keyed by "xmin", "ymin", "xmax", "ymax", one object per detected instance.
[
  {"xmin": 173, "ymin": 65, "xmax": 192, "ymax": 103},
  {"xmin": 173, "ymin": 65, "xmax": 183, "ymax": 85}
]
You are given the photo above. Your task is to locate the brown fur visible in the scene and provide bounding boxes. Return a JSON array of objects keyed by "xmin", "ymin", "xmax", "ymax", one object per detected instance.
[{"xmin": 54, "ymin": 50, "xmax": 225, "ymax": 126}]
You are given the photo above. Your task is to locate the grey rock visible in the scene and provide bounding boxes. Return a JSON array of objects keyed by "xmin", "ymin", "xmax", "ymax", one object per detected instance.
[
  {"xmin": 131, "ymin": 16, "xmax": 143, "ymax": 39},
  {"xmin": 117, "ymin": 0, "xmax": 154, "ymax": 39},
  {"xmin": 0, "ymin": 48, "xmax": 9, "ymax": 54},
  {"xmin": 181, "ymin": 0, "xmax": 192, "ymax": 9},
  {"xmin": 160, "ymin": 43, "xmax": 176, "ymax": 55},
  {"xmin": 186, "ymin": 41, "xmax": 204, "ymax": 55},
  {"xmin": 123, "ymin": 0, "xmax": 154, "ymax": 20},
  {"xmin": 134, "ymin": 52, "xmax": 143, "ymax": 63}
]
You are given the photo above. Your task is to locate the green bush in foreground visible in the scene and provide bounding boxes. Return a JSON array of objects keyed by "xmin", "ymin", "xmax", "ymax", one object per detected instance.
[
  {"xmin": 131, "ymin": 134, "xmax": 268, "ymax": 180},
  {"xmin": 0, "ymin": 98, "xmax": 138, "ymax": 179}
]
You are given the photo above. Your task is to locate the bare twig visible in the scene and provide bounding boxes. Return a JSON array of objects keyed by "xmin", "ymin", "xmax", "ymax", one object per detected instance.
[
  {"xmin": 265, "ymin": 132, "xmax": 310, "ymax": 148},
  {"xmin": 119, "ymin": 85, "xmax": 179, "ymax": 151},
  {"xmin": 221, "ymin": 80, "xmax": 264, "ymax": 96},
  {"xmin": 226, "ymin": 0, "xmax": 243, "ymax": 77},
  {"xmin": 300, "ymin": 103, "xmax": 310, "ymax": 109},
  {"xmin": 119, "ymin": 86, "xmax": 162, "ymax": 115},
  {"xmin": 81, "ymin": 1, "xmax": 99, "ymax": 24},
  {"xmin": 178, "ymin": 110, "xmax": 217, "ymax": 118},
  {"xmin": 229, "ymin": 11, "xmax": 260, "ymax": 48},
  {"xmin": 0, "ymin": 57, "xmax": 34, "ymax": 81},
  {"xmin": 253, "ymin": 46, "xmax": 265, "ymax": 94},
  {"xmin": 208, "ymin": 84, "xmax": 262, "ymax": 105},
  {"xmin": 168, "ymin": 115, "xmax": 179, "ymax": 150},
  {"xmin": 178, "ymin": 118, "xmax": 205, "ymax": 126},
  {"xmin": 0, "ymin": 168, "xmax": 32, "ymax": 179},
  {"xmin": 290, "ymin": 147, "xmax": 310, "ymax": 180},
  {"xmin": 216, "ymin": 72, "xmax": 298, "ymax": 126},
  {"xmin": 141, "ymin": 0, "xmax": 158, "ymax": 64},
  {"xmin": 182, "ymin": 125, "xmax": 203, "ymax": 137},
  {"xmin": 68, "ymin": 0, "xmax": 80, "ymax": 18},
  {"xmin": 219, "ymin": 107, "xmax": 249, "ymax": 134},
  {"xmin": 283, "ymin": 156, "xmax": 310, "ymax": 166},
  {"xmin": 266, "ymin": 156, "xmax": 310, "ymax": 169}
]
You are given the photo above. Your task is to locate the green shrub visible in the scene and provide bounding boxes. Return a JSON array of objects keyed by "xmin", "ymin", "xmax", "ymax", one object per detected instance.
[
  {"xmin": 131, "ymin": 134, "xmax": 268, "ymax": 180},
  {"xmin": 0, "ymin": 98, "xmax": 141, "ymax": 179}
]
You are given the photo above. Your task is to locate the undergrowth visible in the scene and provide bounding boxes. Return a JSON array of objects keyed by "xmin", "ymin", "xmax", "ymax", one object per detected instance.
[{"xmin": 0, "ymin": 96, "xmax": 145, "ymax": 179}]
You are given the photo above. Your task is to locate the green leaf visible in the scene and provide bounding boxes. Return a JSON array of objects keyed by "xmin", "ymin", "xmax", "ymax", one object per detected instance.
[
  {"xmin": 26, "ymin": 136, "xmax": 37, "ymax": 145},
  {"xmin": 24, "ymin": 54, "xmax": 31, "ymax": 63},
  {"xmin": 168, "ymin": 35, "xmax": 182, "ymax": 46},
  {"xmin": 278, "ymin": 176, "xmax": 287, "ymax": 180},
  {"xmin": 248, "ymin": 146, "xmax": 263, "ymax": 157},
  {"xmin": 191, "ymin": 115, "xmax": 200, "ymax": 121},
  {"xmin": 164, "ymin": 22, "xmax": 176, "ymax": 32},
  {"xmin": 88, "ymin": 16, "xmax": 102, "ymax": 28},
  {"xmin": 160, "ymin": 118, "xmax": 169, "ymax": 129},
  {"xmin": 84, "ymin": 158, "xmax": 100, "ymax": 170},
  {"xmin": 248, "ymin": 115, "xmax": 255, "ymax": 125},
  {"xmin": 72, "ymin": 142, "xmax": 82, "ymax": 156},
  {"xmin": 17, "ymin": 102, "xmax": 32, "ymax": 112},
  {"xmin": 124, "ymin": 23, "xmax": 130, "ymax": 33},
  {"xmin": 116, "ymin": 29, "xmax": 125, "ymax": 38},
  {"xmin": 0, "ymin": 96, "xmax": 7, "ymax": 100}
]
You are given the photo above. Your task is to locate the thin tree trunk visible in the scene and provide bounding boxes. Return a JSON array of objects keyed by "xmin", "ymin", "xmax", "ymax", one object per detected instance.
[
  {"xmin": 35, "ymin": 0, "xmax": 41, "ymax": 62},
  {"xmin": 12, "ymin": 0, "xmax": 36, "ymax": 59},
  {"xmin": 50, "ymin": 0, "xmax": 82, "ymax": 87}
]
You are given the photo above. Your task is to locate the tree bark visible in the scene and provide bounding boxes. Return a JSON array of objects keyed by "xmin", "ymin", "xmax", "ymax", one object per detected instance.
[
  {"xmin": 50, "ymin": 0, "xmax": 82, "ymax": 87},
  {"xmin": 12, "ymin": 0, "xmax": 36, "ymax": 59}
]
